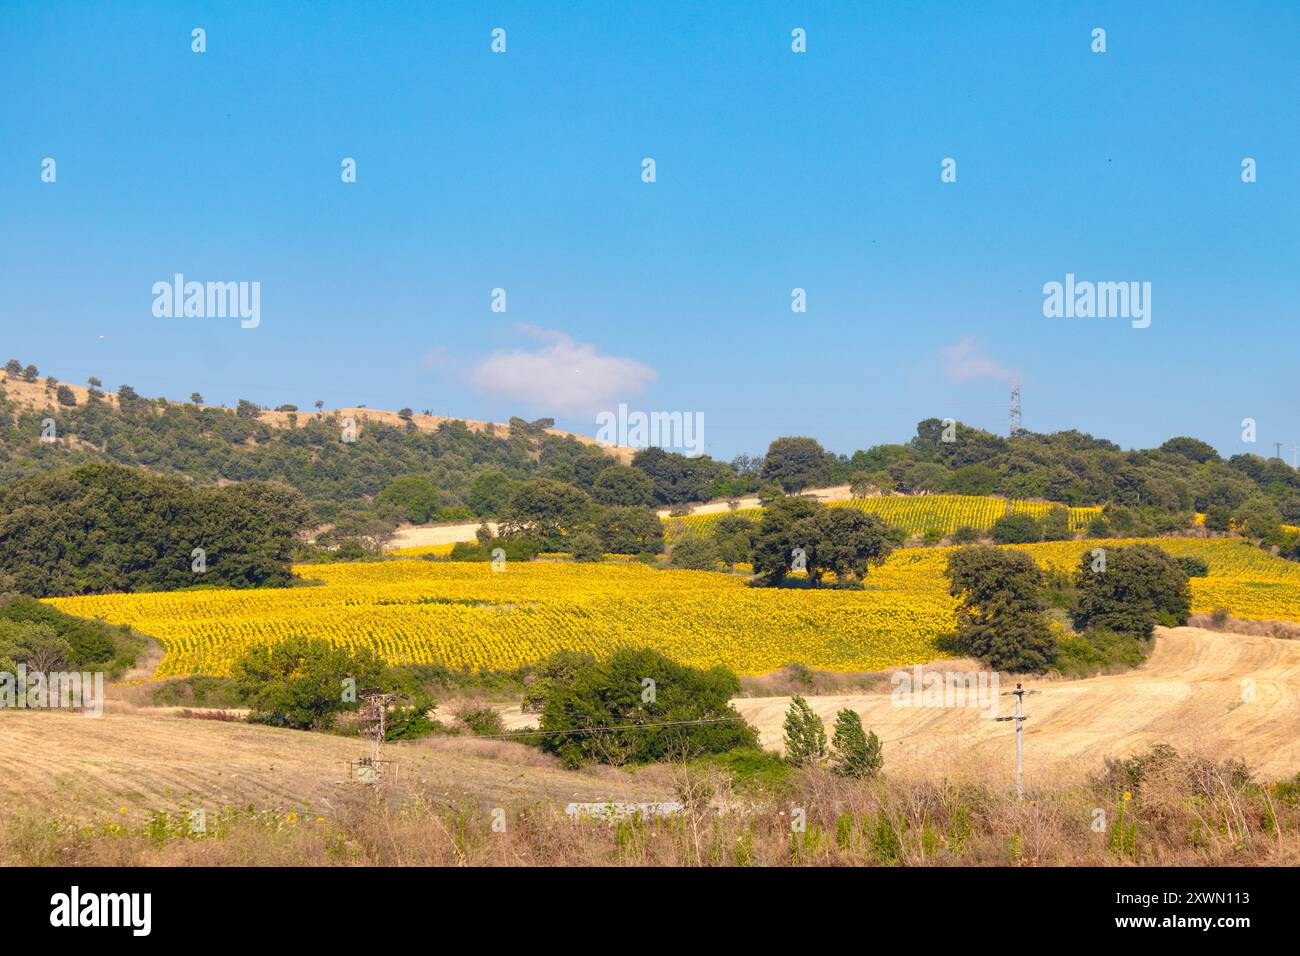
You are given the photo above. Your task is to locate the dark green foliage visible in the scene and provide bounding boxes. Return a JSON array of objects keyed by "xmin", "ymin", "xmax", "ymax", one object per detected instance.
[
  {"xmin": 945, "ymin": 546, "xmax": 1057, "ymax": 672},
  {"xmin": 536, "ymin": 648, "xmax": 757, "ymax": 767},
  {"xmin": 830, "ymin": 708, "xmax": 882, "ymax": 778},
  {"xmin": 1040, "ymin": 505, "xmax": 1071, "ymax": 541},
  {"xmin": 232, "ymin": 636, "xmax": 385, "ymax": 730},
  {"xmin": 990, "ymin": 512, "xmax": 1043, "ymax": 544},
  {"xmin": 760, "ymin": 436, "xmax": 833, "ymax": 493},
  {"xmin": 630, "ymin": 447, "xmax": 731, "ymax": 505},
  {"xmin": 1052, "ymin": 628, "xmax": 1150, "ymax": 677},
  {"xmin": 950, "ymin": 525, "xmax": 982, "ymax": 544},
  {"xmin": 712, "ymin": 512, "xmax": 757, "ymax": 565},
  {"xmin": 788, "ymin": 508, "xmax": 894, "ymax": 585},
  {"xmin": 568, "ymin": 530, "xmax": 603, "ymax": 562},
  {"xmin": 384, "ymin": 693, "xmax": 439, "ymax": 740},
  {"xmin": 1174, "ymin": 555, "xmax": 1210, "ymax": 578},
  {"xmin": 750, "ymin": 495, "xmax": 821, "ymax": 584},
  {"xmin": 376, "ymin": 475, "xmax": 439, "ymax": 523},
  {"xmin": 592, "ymin": 465, "xmax": 655, "ymax": 507},
  {"xmin": 782, "ymin": 695, "xmax": 827, "ymax": 766},
  {"xmin": 669, "ymin": 535, "xmax": 721, "ymax": 570},
  {"xmin": 597, "ymin": 505, "xmax": 664, "ymax": 554},
  {"xmin": 497, "ymin": 478, "xmax": 593, "ymax": 548},
  {"xmin": 1072, "ymin": 543, "xmax": 1191, "ymax": 638},
  {"xmin": 0, "ymin": 594, "xmax": 143, "ymax": 676},
  {"xmin": 466, "ymin": 471, "xmax": 513, "ymax": 517},
  {"xmin": 0, "ymin": 464, "xmax": 308, "ymax": 597}
]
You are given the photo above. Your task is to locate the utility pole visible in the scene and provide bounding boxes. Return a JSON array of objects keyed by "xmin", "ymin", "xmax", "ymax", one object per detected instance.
[
  {"xmin": 1274, "ymin": 441, "xmax": 1283, "ymax": 461},
  {"xmin": 996, "ymin": 682, "xmax": 1036, "ymax": 798}
]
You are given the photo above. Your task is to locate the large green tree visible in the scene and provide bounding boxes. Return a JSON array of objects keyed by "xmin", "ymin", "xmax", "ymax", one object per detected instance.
[
  {"xmin": 760, "ymin": 436, "xmax": 832, "ymax": 493},
  {"xmin": 1072, "ymin": 543, "xmax": 1191, "ymax": 638},
  {"xmin": 945, "ymin": 546, "xmax": 1057, "ymax": 672}
]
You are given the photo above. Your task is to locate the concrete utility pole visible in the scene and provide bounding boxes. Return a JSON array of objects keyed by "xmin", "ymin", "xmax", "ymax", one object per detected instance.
[
  {"xmin": 996, "ymin": 683, "xmax": 1035, "ymax": 799},
  {"xmin": 1274, "ymin": 442, "xmax": 1284, "ymax": 461}
]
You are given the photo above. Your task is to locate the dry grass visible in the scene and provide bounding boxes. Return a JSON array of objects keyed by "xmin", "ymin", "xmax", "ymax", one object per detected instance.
[{"xmin": 4, "ymin": 747, "xmax": 1297, "ymax": 867}]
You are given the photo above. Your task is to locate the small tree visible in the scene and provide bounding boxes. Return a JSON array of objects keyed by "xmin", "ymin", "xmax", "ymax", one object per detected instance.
[
  {"xmin": 783, "ymin": 695, "xmax": 827, "ymax": 766},
  {"xmin": 991, "ymin": 512, "xmax": 1043, "ymax": 544},
  {"xmin": 669, "ymin": 535, "xmax": 720, "ymax": 569},
  {"xmin": 56, "ymin": 385, "xmax": 77, "ymax": 407},
  {"xmin": 831, "ymin": 708, "xmax": 882, "ymax": 778},
  {"xmin": 87, "ymin": 376, "xmax": 102, "ymax": 388},
  {"xmin": 190, "ymin": 392, "xmax": 203, "ymax": 404}
]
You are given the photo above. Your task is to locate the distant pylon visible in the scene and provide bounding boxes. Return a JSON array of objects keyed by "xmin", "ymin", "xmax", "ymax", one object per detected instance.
[{"xmin": 1009, "ymin": 379, "xmax": 1023, "ymax": 437}]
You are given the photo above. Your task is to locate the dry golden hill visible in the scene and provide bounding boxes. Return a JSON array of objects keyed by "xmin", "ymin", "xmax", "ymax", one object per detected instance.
[{"xmin": 1, "ymin": 373, "xmax": 635, "ymax": 463}]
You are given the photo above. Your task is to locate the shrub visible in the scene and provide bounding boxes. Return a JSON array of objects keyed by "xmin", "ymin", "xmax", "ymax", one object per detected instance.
[
  {"xmin": 232, "ymin": 637, "xmax": 385, "ymax": 730},
  {"xmin": 990, "ymin": 513, "xmax": 1043, "ymax": 544},
  {"xmin": 782, "ymin": 695, "xmax": 827, "ymax": 766},
  {"xmin": 454, "ymin": 701, "xmax": 505, "ymax": 737},
  {"xmin": 830, "ymin": 709, "xmax": 882, "ymax": 778},
  {"xmin": 1175, "ymin": 555, "xmax": 1210, "ymax": 578},
  {"xmin": 537, "ymin": 648, "xmax": 757, "ymax": 767},
  {"xmin": 669, "ymin": 535, "xmax": 720, "ymax": 570}
]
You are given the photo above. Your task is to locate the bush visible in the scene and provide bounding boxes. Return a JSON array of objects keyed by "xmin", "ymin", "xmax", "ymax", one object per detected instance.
[
  {"xmin": 990, "ymin": 513, "xmax": 1043, "ymax": 544},
  {"xmin": 670, "ymin": 535, "xmax": 720, "ymax": 570},
  {"xmin": 782, "ymin": 695, "xmax": 827, "ymax": 766},
  {"xmin": 454, "ymin": 701, "xmax": 505, "ymax": 736},
  {"xmin": 1052, "ymin": 628, "xmax": 1149, "ymax": 678},
  {"xmin": 830, "ymin": 708, "xmax": 882, "ymax": 778},
  {"xmin": 950, "ymin": 525, "xmax": 982, "ymax": 544},
  {"xmin": 232, "ymin": 637, "xmax": 385, "ymax": 730},
  {"xmin": 1175, "ymin": 555, "xmax": 1210, "ymax": 578},
  {"xmin": 569, "ymin": 531, "xmax": 604, "ymax": 563},
  {"xmin": 537, "ymin": 648, "xmax": 757, "ymax": 767}
]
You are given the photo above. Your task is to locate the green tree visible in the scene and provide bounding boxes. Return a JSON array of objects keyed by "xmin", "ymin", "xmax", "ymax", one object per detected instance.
[
  {"xmin": 760, "ymin": 437, "xmax": 833, "ymax": 493},
  {"xmin": 376, "ymin": 475, "xmax": 440, "ymax": 523},
  {"xmin": 712, "ymin": 512, "xmax": 757, "ymax": 565},
  {"xmin": 1040, "ymin": 505, "xmax": 1071, "ymax": 541},
  {"xmin": 498, "ymin": 478, "xmax": 593, "ymax": 548},
  {"xmin": 751, "ymin": 495, "xmax": 821, "ymax": 584},
  {"xmin": 592, "ymin": 465, "xmax": 655, "ymax": 507},
  {"xmin": 669, "ymin": 535, "xmax": 720, "ymax": 569},
  {"xmin": 467, "ymin": 471, "xmax": 513, "ymax": 517},
  {"xmin": 1072, "ymin": 544, "xmax": 1191, "ymax": 638},
  {"xmin": 598, "ymin": 506, "xmax": 664, "ymax": 554},
  {"xmin": 830, "ymin": 709, "xmax": 882, "ymax": 778},
  {"xmin": 537, "ymin": 648, "xmax": 756, "ymax": 767},
  {"xmin": 789, "ymin": 508, "xmax": 895, "ymax": 586},
  {"xmin": 783, "ymin": 695, "xmax": 827, "ymax": 766},
  {"xmin": 232, "ymin": 637, "xmax": 385, "ymax": 730},
  {"xmin": 991, "ymin": 512, "xmax": 1043, "ymax": 544},
  {"xmin": 945, "ymin": 546, "xmax": 1057, "ymax": 672}
]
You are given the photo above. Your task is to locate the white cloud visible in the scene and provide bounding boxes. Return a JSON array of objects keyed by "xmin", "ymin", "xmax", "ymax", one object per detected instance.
[
  {"xmin": 940, "ymin": 337, "xmax": 1017, "ymax": 385},
  {"xmin": 469, "ymin": 326, "xmax": 657, "ymax": 412}
]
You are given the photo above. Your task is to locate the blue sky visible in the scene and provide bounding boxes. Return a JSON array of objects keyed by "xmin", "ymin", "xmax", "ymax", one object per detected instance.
[{"xmin": 1, "ymin": 1, "xmax": 1296, "ymax": 462}]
